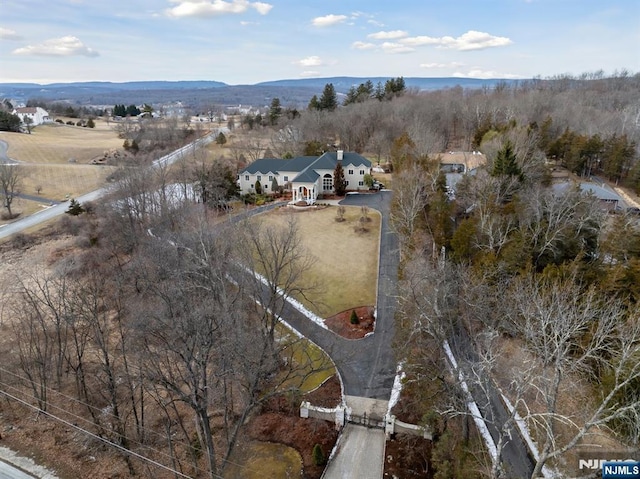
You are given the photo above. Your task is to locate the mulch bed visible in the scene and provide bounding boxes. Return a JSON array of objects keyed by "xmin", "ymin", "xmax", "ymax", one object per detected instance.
[
  {"xmin": 246, "ymin": 375, "xmax": 342, "ymax": 478},
  {"xmin": 324, "ymin": 305, "xmax": 376, "ymax": 339}
]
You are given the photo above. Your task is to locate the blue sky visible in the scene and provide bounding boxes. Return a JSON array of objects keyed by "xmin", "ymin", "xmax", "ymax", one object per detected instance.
[{"xmin": 0, "ymin": 0, "xmax": 638, "ymax": 84}]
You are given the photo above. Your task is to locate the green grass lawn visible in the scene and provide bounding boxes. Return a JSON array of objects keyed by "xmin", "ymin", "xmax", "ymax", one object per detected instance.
[{"xmin": 223, "ymin": 442, "xmax": 303, "ymax": 479}]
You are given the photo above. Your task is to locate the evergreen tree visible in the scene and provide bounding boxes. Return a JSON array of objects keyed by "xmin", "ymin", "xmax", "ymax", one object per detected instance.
[
  {"xmin": 319, "ymin": 83, "xmax": 338, "ymax": 111},
  {"xmin": 334, "ymin": 162, "xmax": 346, "ymax": 196},
  {"xmin": 65, "ymin": 199, "xmax": 85, "ymax": 216},
  {"xmin": 304, "ymin": 140, "xmax": 324, "ymax": 156},
  {"xmin": 308, "ymin": 95, "xmax": 320, "ymax": 111},
  {"xmin": 268, "ymin": 97, "xmax": 282, "ymax": 125},
  {"xmin": 312, "ymin": 444, "xmax": 326, "ymax": 466},
  {"xmin": 255, "ymin": 180, "xmax": 262, "ymax": 195},
  {"xmin": 271, "ymin": 177, "xmax": 279, "ymax": 193},
  {"xmin": 0, "ymin": 111, "xmax": 22, "ymax": 132},
  {"xmin": 374, "ymin": 81, "xmax": 385, "ymax": 101},
  {"xmin": 491, "ymin": 140, "xmax": 522, "ymax": 179},
  {"xmin": 216, "ymin": 132, "xmax": 227, "ymax": 145},
  {"xmin": 350, "ymin": 310, "xmax": 359, "ymax": 325},
  {"xmin": 86, "ymin": 118, "xmax": 95, "ymax": 128},
  {"xmin": 125, "ymin": 104, "xmax": 141, "ymax": 116},
  {"xmin": 384, "ymin": 76, "xmax": 406, "ymax": 98}
]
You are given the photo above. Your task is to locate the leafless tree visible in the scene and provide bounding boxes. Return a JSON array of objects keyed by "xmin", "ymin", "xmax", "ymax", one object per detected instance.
[
  {"xmin": 237, "ymin": 214, "xmax": 317, "ymax": 342},
  {"xmin": 505, "ymin": 273, "xmax": 640, "ymax": 478},
  {"xmin": 0, "ymin": 163, "xmax": 21, "ymax": 218},
  {"xmin": 390, "ymin": 163, "xmax": 429, "ymax": 254}
]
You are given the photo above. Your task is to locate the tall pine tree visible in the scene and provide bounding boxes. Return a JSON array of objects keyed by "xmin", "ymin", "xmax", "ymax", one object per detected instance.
[{"xmin": 334, "ymin": 162, "xmax": 346, "ymax": 196}]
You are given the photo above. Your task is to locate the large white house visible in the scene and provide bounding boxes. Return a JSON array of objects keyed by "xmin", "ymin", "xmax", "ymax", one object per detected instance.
[
  {"xmin": 238, "ymin": 150, "xmax": 372, "ymax": 204},
  {"xmin": 13, "ymin": 107, "xmax": 51, "ymax": 126}
]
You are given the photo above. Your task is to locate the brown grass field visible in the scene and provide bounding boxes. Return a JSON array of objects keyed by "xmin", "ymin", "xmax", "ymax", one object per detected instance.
[
  {"xmin": 257, "ymin": 205, "xmax": 380, "ymax": 318},
  {"xmin": 0, "ymin": 120, "xmax": 122, "ymax": 223}
]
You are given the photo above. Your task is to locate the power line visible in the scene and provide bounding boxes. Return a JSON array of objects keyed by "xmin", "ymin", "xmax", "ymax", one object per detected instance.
[
  {"xmin": 0, "ymin": 367, "xmax": 268, "ymax": 477},
  {"xmin": 0, "ymin": 386, "xmax": 211, "ymax": 479}
]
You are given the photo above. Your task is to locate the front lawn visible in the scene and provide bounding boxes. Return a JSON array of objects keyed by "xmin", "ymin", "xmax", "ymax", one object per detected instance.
[{"xmin": 260, "ymin": 205, "xmax": 380, "ymax": 318}]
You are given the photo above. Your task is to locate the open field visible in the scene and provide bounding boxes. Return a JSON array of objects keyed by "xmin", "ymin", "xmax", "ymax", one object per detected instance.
[
  {"xmin": 0, "ymin": 122, "xmax": 122, "ymax": 165},
  {"xmin": 259, "ymin": 205, "xmax": 380, "ymax": 318},
  {"xmin": 0, "ymin": 122, "xmax": 122, "ymax": 224}
]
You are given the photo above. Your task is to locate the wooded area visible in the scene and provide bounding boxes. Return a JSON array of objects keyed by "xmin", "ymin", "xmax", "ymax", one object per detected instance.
[{"xmin": 1, "ymin": 72, "xmax": 639, "ymax": 478}]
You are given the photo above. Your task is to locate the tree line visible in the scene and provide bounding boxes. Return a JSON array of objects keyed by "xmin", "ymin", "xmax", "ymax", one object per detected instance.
[{"xmin": 1, "ymin": 158, "xmax": 321, "ymax": 477}]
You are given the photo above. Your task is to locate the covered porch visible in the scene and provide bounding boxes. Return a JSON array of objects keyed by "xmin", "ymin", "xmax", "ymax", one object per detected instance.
[{"xmin": 291, "ymin": 182, "xmax": 318, "ymax": 205}]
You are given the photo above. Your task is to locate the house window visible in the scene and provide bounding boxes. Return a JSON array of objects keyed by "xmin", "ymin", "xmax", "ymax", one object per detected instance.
[
  {"xmin": 359, "ymin": 181, "xmax": 364, "ymax": 186},
  {"xmin": 268, "ymin": 176, "xmax": 273, "ymax": 181},
  {"xmin": 360, "ymin": 170, "xmax": 365, "ymax": 175},
  {"xmin": 257, "ymin": 175, "xmax": 261, "ymax": 182},
  {"xmin": 322, "ymin": 173, "xmax": 333, "ymax": 191},
  {"xmin": 348, "ymin": 169, "xmax": 354, "ymax": 175},
  {"xmin": 284, "ymin": 176, "xmax": 289, "ymax": 182},
  {"xmin": 245, "ymin": 175, "xmax": 249, "ymax": 181},
  {"xmin": 345, "ymin": 180, "xmax": 349, "ymax": 186}
]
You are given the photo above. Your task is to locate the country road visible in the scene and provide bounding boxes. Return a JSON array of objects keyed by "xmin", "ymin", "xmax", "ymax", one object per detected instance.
[
  {"xmin": 0, "ymin": 131, "xmax": 222, "ymax": 241},
  {"xmin": 0, "ymin": 446, "xmax": 59, "ymax": 479}
]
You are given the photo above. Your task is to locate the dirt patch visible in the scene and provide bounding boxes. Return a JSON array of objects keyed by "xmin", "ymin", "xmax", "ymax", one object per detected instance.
[
  {"xmin": 384, "ymin": 435, "xmax": 432, "ymax": 478},
  {"xmin": 324, "ymin": 306, "xmax": 375, "ymax": 339}
]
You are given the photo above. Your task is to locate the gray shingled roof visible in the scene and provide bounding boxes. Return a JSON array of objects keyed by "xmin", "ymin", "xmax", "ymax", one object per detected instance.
[
  {"xmin": 317, "ymin": 151, "xmax": 372, "ymax": 168},
  {"xmin": 241, "ymin": 158, "xmax": 288, "ymax": 175},
  {"xmin": 292, "ymin": 169, "xmax": 320, "ymax": 183},
  {"xmin": 281, "ymin": 156, "xmax": 318, "ymax": 171},
  {"xmin": 240, "ymin": 151, "xmax": 372, "ymax": 178},
  {"xmin": 553, "ymin": 182, "xmax": 621, "ymax": 201}
]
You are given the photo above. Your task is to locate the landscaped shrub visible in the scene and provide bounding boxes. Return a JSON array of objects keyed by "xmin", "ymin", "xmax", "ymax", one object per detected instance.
[
  {"xmin": 312, "ymin": 444, "xmax": 326, "ymax": 466},
  {"xmin": 350, "ymin": 310, "xmax": 359, "ymax": 325}
]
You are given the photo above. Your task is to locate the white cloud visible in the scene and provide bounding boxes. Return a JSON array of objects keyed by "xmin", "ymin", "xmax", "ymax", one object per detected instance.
[
  {"xmin": 351, "ymin": 41, "xmax": 375, "ymax": 50},
  {"xmin": 367, "ymin": 30, "xmax": 407, "ymax": 40},
  {"xmin": 13, "ymin": 36, "xmax": 99, "ymax": 57},
  {"xmin": 453, "ymin": 69, "xmax": 521, "ymax": 79},
  {"xmin": 381, "ymin": 42, "xmax": 414, "ymax": 54},
  {"xmin": 311, "ymin": 14, "xmax": 347, "ymax": 27},
  {"xmin": 293, "ymin": 55, "xmax": 323, "ymax": 67},
  {"xmin": 166, "ymin": 0, "xmax": 273, "ymax": 18},
  {"xmin": 367, "ymin": 19, "xmax": 384, "ymax": 27},
  {"xmin": 420, "ymin": 61, "xmax": 464, "ymax": 69},
  {"xmin": 401, "ymin": 30, "xmax": 512, "ymax": 51},
  {"xmin": 442, "ymin": 30, "xmax": 512, "ymax": 51},
  {"xmin": 401, "ymin": 35, "xmax": 441, "ymax": 47},
  {"xmin": 0, "ymin": 27, "xmax": 23, "ymax": 41}
]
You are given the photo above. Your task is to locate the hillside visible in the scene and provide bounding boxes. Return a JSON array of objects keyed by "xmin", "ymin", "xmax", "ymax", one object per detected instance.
[{"xmin": 0, "ymin": 77, "xmax": 522, "ymax": 108}]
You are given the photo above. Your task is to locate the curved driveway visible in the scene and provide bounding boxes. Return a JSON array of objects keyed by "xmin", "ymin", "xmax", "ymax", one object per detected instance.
[{"xmin": 277, "ymin": 191, "xmax": 399, "ymax": 400}]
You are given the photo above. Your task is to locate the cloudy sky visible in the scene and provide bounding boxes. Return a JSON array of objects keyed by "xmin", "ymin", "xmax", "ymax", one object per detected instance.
[{"xmin": 0, "ymin": 0, "xmax": 638, "ymax": 84}]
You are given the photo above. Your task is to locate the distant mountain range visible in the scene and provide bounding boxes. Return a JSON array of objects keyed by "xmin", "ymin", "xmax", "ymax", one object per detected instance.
[{"xmin": 0, "ymin": 77, "xmax": 524, "ymax": 108}]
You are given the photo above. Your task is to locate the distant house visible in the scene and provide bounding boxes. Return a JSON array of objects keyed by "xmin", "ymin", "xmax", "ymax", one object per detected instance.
[
  {"xmin": 553, "ymin": 181, "xmax": 622, "ymax": 211},
  {"xmin": 12, "ymin": 107, "xmax": 51, "ymax": 126},
  {"xmin": 238, "ymin": 150, "xmax": 372, "ymax": 204},
  {"xmin": 439, "ymin": 151, "xmax": 486, "ymax": 195}
]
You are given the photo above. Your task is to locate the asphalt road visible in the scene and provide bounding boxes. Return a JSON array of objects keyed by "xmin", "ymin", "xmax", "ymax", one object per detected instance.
[
  {"xmin": 0, "ymin": 461, "xmax": 35, "ymax": 479},
  {"xmin": 449, "ymin": 333, "xmax": 535, "ymax": 478},
  {"xmin": 322, "ymin": 425, "xmax": 385, "ymax": 479}
]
